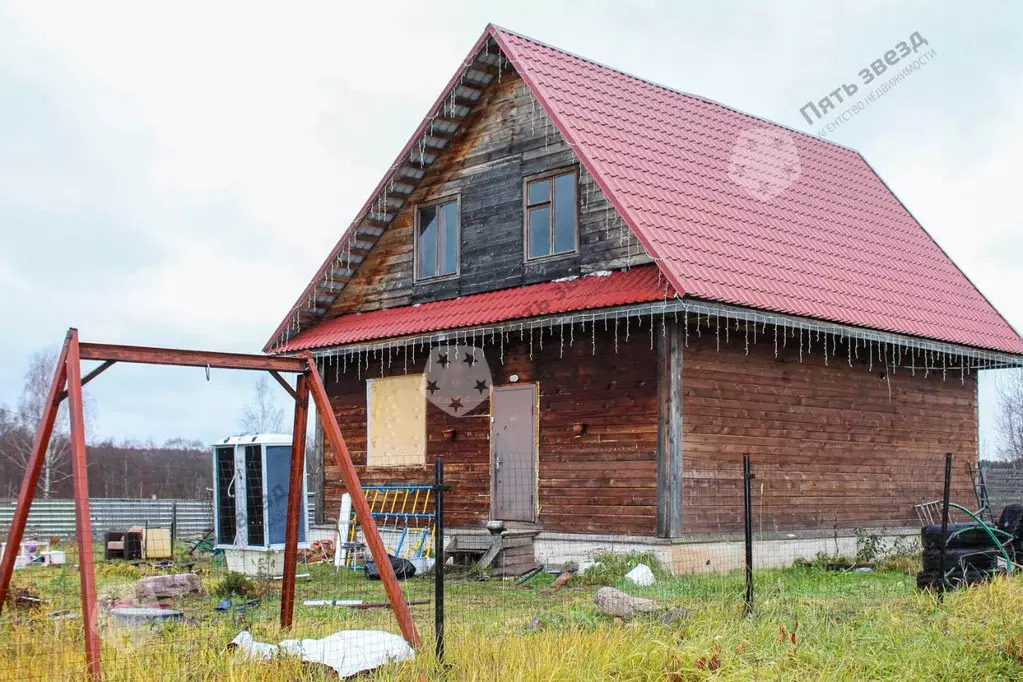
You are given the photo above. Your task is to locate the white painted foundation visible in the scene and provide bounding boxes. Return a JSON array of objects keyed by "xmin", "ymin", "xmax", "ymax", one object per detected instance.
[
  {"xmin": 311, "ymin": 524, "xmax": 922, "ymax": 575},
  {"xmin": 529, "ymin": 528, "xmax": 919, "ymax": 574}
]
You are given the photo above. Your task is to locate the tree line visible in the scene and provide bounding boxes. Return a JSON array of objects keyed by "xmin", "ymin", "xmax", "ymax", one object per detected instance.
[{"xmin": 0, "ymin": 426, "xmax": 212, "ymax": 500}]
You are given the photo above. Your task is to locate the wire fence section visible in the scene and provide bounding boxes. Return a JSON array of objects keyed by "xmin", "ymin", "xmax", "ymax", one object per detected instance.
[
  {"xmin": 436, "ymin": 450, "xmax": 1023, "ymax": 675},
  {"xmin": 3, "ymin": 452, "xmax": 1022, "ymax": 680},
  {"xmin": 979, "ymin": 461, "xmax": 1023, "ymax": 521},
  {"xmin": 0, "ymin": 455, "xmax": 431, "ymax": 681}
]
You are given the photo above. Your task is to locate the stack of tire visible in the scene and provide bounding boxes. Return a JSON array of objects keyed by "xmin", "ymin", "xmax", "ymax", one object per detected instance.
[
  {"xmin": 916, "ymin": 503, "xmax": 1023, "ymax": 592},
  {"xmin": 1001, "ymin": 503, "xmax": 1023, "ymax": 560}
]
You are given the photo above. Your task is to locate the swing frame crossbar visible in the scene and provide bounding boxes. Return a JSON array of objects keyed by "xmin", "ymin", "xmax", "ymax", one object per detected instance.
[{"xmin": 0, "ymin": 329, "xmax": 420, "ymax": 680}]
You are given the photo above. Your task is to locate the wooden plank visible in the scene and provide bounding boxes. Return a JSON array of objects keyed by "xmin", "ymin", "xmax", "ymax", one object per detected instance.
[
  {"xmin": 656, "ymin": 321, "xmax": 683, "ymax": 538},
  {"xmin": 474, "ymin": 538, "xmax": 502, "ymax": 570},
  {"xmin": 78, "ymin": 343, "xmax": 306, "ymax": 373}
]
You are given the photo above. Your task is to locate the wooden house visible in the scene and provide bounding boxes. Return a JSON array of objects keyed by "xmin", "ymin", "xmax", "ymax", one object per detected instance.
[{"xmin": 266, "ymin": 26, "xmax": 1023, "ymax": 570}]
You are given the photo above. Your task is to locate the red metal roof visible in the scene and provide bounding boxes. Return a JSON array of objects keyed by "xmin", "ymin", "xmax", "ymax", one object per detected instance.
[
  {"xmin": 275, "ymin": 267, "xmax": 667, "ymax": 352},
  {"xmin": 268, "ymin": 25, "xmax": 1023, "ymax": 355},
  {"xmin": 491, "ymin": 27, "xmax": 1023, "ymax": 355}
]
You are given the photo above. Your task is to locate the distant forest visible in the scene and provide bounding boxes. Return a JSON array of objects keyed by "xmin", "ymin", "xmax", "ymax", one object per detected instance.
[{"xmin": 0, "ymin": 432, "xmax": 212, "ymax": 500}]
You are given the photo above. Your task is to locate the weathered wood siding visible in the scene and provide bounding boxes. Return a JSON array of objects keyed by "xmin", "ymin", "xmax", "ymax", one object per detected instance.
[
  {"xmin": 329, "ymin": 70, "xmax": 649, "ymax": 317},
  {"xmin": 681, "ymin": 327, "xmax": 978, "ymax": 535},
  {"xmin": 321, "ymin": 320, "xmax": 661, "ymax": 534},
  {"xmin": 321, "ymin": 317, "xmax": 978, "ymax": 536}
]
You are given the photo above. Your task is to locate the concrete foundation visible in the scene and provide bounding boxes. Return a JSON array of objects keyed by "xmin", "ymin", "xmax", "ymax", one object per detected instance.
[{"xmin": 310, "ymin": 524, "xmax": 922, "ymax": 575}]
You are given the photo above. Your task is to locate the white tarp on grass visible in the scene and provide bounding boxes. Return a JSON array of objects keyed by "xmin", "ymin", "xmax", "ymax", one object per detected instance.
[{"xmin": 230, "ymin": 629, "xmax": 414, "ymax": 677}]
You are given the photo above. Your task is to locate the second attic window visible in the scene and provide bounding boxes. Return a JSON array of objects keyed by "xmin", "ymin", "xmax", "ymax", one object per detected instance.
[{"xmin": 526, "ymin": 169, "xmax": 578, "ymax": 260}]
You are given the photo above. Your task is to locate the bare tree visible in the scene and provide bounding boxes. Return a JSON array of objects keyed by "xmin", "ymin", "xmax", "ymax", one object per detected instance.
[
  {"xmin": 0, "ymin": 350, "xmax": 74, "ymax": 498},
  {"xmin": 995, "ymin": 369, "xmax": 1023, "ymax": 462},
  {"xmin": 238, "ymin": 375, "xmax": 285, "ymax": 434}
]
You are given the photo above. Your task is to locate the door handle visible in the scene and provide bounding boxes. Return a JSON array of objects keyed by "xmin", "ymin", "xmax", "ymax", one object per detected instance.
[{"xmin": 495, "ymin": 456, "xmax": 501, "ymax": 471}]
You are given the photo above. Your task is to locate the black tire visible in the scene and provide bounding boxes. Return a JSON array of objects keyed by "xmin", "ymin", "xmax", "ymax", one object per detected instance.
[
  {"xmin": 921, "ymin": 522, "xmax": 998, "ymax": 549},
  {"xmin": 922, "ymin": 547, "xmax": 997, "ymax": 572},
  {"xmin": 916, "ymin": 568, "xmax": 991, "ymax": 592},
  {"xmin": 998, "ymin": 504, "xmax": 1023, "ymax": 540},
  {"xmin": 916, "ymin": 570, "xmax": 940, "ymax": 591},
  {"xmin": 945, "ymin": 567, "xmax": 993, "ymax": 588}
]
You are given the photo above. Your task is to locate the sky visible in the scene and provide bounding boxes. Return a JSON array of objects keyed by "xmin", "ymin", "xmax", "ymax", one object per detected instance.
[{"xmin": 0, "ymin": 1, "xmax": 1020, "ymax": 453}]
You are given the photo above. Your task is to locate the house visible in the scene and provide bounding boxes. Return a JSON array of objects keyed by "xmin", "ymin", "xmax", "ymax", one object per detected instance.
[{"xmin": 266, "ymin": 25, "xmax": 1023, "ymax": 571}]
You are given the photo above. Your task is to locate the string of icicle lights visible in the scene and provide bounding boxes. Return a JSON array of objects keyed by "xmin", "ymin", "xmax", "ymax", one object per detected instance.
[{"xmin": 302, "ymin": 297, "xmax": 1020, "ymax": 388}]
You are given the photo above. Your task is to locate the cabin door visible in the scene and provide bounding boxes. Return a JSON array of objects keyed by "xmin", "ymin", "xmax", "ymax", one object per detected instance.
[{"xmin": 491, "ymin": 384, "xmax": 537, "ymax": 522}]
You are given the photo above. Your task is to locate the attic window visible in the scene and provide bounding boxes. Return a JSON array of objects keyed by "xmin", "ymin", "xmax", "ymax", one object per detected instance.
[
  {"xmin": 525, "ymin": 168, "xmax": 578, "ymax": 260},
  {"xmin": 416, "ymin": 197, "xmax": 460, "ymax": 281}
]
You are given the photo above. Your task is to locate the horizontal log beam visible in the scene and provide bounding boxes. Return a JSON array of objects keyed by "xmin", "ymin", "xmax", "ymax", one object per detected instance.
[
  {"xmin": 469, "ymin": 62, "xmax": 500, "ymax": 76},
  {"xmin": 425, "ymin": 129, "xmax": 456, "ymax": 141},
  {"xmin": 432, "ymin": 116, "xmax": 465, "ymax": 127},
  {"xmin": 452, "ymin": 96, "xmax": 481, "ymax": 110},
  {"xmin": 78, "ymin": 343, "xmax": 307, "ymax": 372}
]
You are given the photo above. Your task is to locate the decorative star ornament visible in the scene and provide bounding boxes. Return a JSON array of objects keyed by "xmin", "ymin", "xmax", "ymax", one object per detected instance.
[{"xmin": 425, "ymin": 344, "xmax": 492, "ymax": 417}]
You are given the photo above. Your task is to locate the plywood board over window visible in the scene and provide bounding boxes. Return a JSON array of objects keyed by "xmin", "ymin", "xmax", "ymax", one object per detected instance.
[{"xmin": 367, "ymin": 374, "xmax": 426, "ymax": 467}]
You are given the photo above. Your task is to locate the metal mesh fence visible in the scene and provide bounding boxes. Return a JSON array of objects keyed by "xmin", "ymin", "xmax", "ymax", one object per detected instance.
[
  {"xmin": 4, "ymin": 450, "xmax": 1023, "ymax": 679},
  {"xmin": 433, "ymin": 451, "xmax": 1023, "ymax": 677},
  {"xmin": 0, "ymin": 453, "xmax": 434, "ymax": 680}
]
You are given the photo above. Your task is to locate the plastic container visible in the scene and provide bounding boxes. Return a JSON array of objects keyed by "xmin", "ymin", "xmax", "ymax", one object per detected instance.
[{"xmin": 110, "ymin": 607, "xmax": 183, "ymax": 627}]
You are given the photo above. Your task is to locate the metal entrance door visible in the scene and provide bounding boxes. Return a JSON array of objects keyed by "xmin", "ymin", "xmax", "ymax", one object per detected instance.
[{"xmin": 491, "ymin": 384, "xmax": 537, "ymax": 522}]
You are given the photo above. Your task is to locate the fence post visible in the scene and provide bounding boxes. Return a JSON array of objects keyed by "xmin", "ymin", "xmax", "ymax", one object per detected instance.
[
  {"xmin": 434, "ymin": 456, "xmax": 445, "ymax": 663},
  {"xmin": 171, "ymin": 500, "xmax": 177, "ymax": 557},
  {"xmin": 743, "ymin": 454, "xmax": 754, "ymax": 616},
  {"xmin": 939, "ymin": 453, "xmax": 952, "ymax": 596}
]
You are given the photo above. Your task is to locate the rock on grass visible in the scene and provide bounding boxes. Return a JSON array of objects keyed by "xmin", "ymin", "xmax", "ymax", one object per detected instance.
[{"xmin": 594, "ymin": 587, "xmax": 660, "ymax": 620}]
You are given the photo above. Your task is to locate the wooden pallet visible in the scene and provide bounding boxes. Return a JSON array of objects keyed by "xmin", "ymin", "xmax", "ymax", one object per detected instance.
[{"xmin": 445, "ymin": 531, "xmax": 538, "ymax": 577}]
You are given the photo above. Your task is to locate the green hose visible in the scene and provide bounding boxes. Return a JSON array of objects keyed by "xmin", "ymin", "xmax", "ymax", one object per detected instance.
[{"xmin": 946, "ymin": 503, "xmax": 1015, "ymax": 575}]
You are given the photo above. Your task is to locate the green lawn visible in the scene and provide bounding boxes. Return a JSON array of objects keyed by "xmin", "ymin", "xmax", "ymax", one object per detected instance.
[{"xmin": 2, "ymin": 545, "xmax": 1023, "ymax": 680}]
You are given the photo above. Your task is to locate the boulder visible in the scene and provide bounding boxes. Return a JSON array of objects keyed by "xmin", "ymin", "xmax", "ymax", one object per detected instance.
[
  {"xmin": 594, "ymin": 586, "xmax": 659, "ymax": 620},
  {"xmin": 136, "ymin": 573, "xmax": 205, "ymax": 602}
]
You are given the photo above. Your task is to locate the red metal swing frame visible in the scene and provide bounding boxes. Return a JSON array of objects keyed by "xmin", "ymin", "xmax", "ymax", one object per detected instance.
[{"xmin": 0, "ymin": 329, "xmax": 420, "ymax": 679}]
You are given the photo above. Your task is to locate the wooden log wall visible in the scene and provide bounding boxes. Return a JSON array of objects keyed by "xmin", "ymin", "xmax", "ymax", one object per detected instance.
[
  {"xmin": 681, "ymin": 325, "xmax": 979, "ymax": 536},
  {"xmin": 328, "ymin": 70, "xmax": 650, "ymax": 318},
  {"xmin": 320, "ymin": 319, "xmax": 661, "ymax": 534}
]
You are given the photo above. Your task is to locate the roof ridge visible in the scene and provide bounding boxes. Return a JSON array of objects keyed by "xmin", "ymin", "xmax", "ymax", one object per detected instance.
[{"xmin": 488, "ymin": 23, "xmax": 862, "ymax": 156}]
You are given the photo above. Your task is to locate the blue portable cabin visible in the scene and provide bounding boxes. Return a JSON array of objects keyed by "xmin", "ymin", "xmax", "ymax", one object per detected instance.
[{"xmin": 211, "ymin": 434, "xmax": 309, "ymax": 552}]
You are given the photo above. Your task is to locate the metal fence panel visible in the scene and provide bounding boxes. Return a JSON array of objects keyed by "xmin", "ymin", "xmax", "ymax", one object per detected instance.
[
  {"xmin": 981, "ymin": 464, "xmax": 1023, "ymax": 519},
  {"xmin": 0, "ymin": 496, "xmax": 316, "ymax": 540}
]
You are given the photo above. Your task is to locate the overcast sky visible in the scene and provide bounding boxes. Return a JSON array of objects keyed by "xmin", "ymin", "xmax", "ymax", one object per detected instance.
[{"xmin": 1, "ymin": 1, "xmax": 1020, "ymax": 453}]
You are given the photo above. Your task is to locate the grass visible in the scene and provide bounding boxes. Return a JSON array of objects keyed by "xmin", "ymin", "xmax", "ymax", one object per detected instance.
[{"xmin": 3, "ymin": 544, "xmax": 1023, "ymax": 680}]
